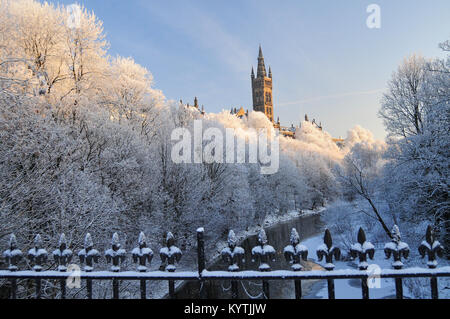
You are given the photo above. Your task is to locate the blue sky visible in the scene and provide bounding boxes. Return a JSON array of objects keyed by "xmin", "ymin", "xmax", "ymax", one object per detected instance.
[{"xmin": 49, "ymin": 0, "xmax": 449, "ymax": 139}]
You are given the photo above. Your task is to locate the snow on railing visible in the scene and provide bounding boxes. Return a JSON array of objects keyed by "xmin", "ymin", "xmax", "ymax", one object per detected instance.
[{"xmin": 0, "ymin": 225, "xmax": 448, "ymax": 299}]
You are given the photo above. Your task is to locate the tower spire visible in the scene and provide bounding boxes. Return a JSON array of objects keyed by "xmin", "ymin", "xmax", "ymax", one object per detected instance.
[
  {"xmin": 257, "ymin": 45, "xmax": 266, "ymax": 78},
  {"xmin": 251, "ymin": 66, "xmax": 255, "ymax": 79},
  {"xmin": 268, "ymin": 66, "xmax": 272, "ymax": 79},
  {"xmin": 258, "ymin": 45, "xmax": 263, "ymax": 58}
]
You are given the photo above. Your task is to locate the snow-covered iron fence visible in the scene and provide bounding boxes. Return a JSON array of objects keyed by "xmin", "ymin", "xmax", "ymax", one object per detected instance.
[{"xmin": 1, "ymin": 225, "xmax": 449, "ymax": 299}]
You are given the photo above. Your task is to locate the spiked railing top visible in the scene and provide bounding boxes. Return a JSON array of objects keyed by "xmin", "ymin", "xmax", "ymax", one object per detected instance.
[
  {"xmin": 9, "ymin": 233, "xmax": 18, "ymax": 250},
  {"xmin": 351, "ymin": 228, "xmax": 375, "ymax": 253},
  {"xmin": 105, "ymin": 233, "xmax": 126, "ymax": 272},
  {"xmin": 3, "ymin": 234, "xmax": 23, "ymax": 271},
  {"xmin": 384, "ymin": 225, "xmax": 409, "ymax": 252},
  {"xmin": 27, "ymin": 234, "xmax": 47, "ymax": 257},
  {"xmin": 105, "ymin": 233, "xmax": 127, "ymax": 272},
  {"xmin": 418, "ymin": 225, "xmax": 444, "ymax": 269},
  {"xmin": 324, "ymin": 229, "xmax": 333, "ymax": 249},
  {"xmin": 105, "ymin": 233, "xmax": 126, "ymax": 256},
  {"xmin": 52, "ymin": 233, "xmax": 73, "ymax": 271},
  {"xmin": 350, "ymin": 228, "xmax": 375, "ymax": 270},
  {"xmin": 34, "ymin": 234, "xmax": 43, "ymax": 248},
  {"xmin": 132, "ymin": 232, "xmax": 153, "ymax": 272},
  {"xmin": 160, "ymin": 232, "xmax": 182, "ymax": 272},
  {"xmin": 258, "ymin": 229, "xmax": 268, "ymax": 246},
  {"xmin": 83, "ymin": 233, "xmax": 94, "ymax": 249},
  {"xmin": 138, "ymin": 232, "xmax": 146, "ymax": 248},
  {"xmin": 27, "ymin": 234, "xmax": 48, "ymax": 271},
  {"xmin": 284, "ymin": 228, "xmax": 308, "ymax": 271},
  {"xmin": 58, "ymin": 234, "xmax": 67, "ymax": 249},
  {"xmin": 227, "ymin": 230, "xmax": 238, "ymax": 249},
  {"xmin": 111, "ymin": 233, "xmax": 120, "ymax": 249},
  {"xmin": 290, "ymin": 228, "xmax": 300, "ymax": 246},
  {"xmin": 132, "ymin": 232, "xmax": 153, "ymax": 257},
  {"xmin": 391, "ymin": 225, "xmax": 401, "ymax": 243},
  {"xmin": 165, "ymin": 232, "xmax": 175, "ymax": 248},
  {"xmin": 251, "ymin": 229, "xmax": 276, "ymax": 271},
  {"xmin": 53, "ymin": 234, "xmax": 72, "ymax": 256},
  {"xmin": 316, "ymin": 229, "xmax": 340, "ymax": 271},
  {"xmin": 78, "ymin": 233, "xmax": 100, "ymax": 271},
  {"xmin": 221, "ymin": 230, "xmax": 245, "ymax": 272},
  {"xmin": 384, "ymin": 225, "xmax": 410, "ymax": 269},
  {"xmin": 357, "ymin": 227, "xmax": 366, "ymax": 245}
]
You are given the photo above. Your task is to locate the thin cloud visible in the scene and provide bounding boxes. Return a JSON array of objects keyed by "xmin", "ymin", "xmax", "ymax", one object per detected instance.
[
  {"xmin": 278, "ymin": 88, "xmax": 385, "ymax": 106},
  {"xmin": 139, "ymin": 1, "xmax": 252, "ymax": 74}
]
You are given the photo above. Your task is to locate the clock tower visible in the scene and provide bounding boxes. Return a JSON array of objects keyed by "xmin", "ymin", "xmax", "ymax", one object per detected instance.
[{"xmin": 251, "ymin": 46, "xmax": 273, "ymax": 122}]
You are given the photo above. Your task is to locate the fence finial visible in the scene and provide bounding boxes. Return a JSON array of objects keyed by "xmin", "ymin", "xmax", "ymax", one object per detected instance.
[
  {"xmin": 418, "ymin": 225, "xmax": 444, "ymax": 269},
  {"xmin": 27, "ymin": 234, "xmax": 48, "ymax": 272},
  {"xmin": 132, "ymin": 232, "xmax": 153, "ymax": 272},
  {"xmin": 384, "ymin": 225, "xmax": 409, "ymax": 269},
  {"xmin": 350, "ymin": 228, "xmax": 375, "ymax": 270},
  {"xmin": 78, "ymin": 233, "xmax": 100, "ymax": 272},
  {"xmin": 3, "ymin": 234, "xmax": 23, "ymax": 271},
  {"xmin": 251, "ymin": 228, "xmax": 275, "ymax": 271},
  {"xmin": 159, "ymin": 231, "xmax": 182, "ymax": 272},
  {"xmin": 284, "ymin": 228, "xmax": 308, "ymax": 271},
  {"xmin": 53, "ymin": 233, "xmax": 73, "ymax": 272},
  {"xmin": 316, "ymin": 229, "xmax": 340, "ymax": 271},
  {"xmin": 105, "ymin": 232, "xmax": 127, "ymax": 272},
  {"xmin": 221, "ymin": 230, "xmax": 245, "ymax": 272}
]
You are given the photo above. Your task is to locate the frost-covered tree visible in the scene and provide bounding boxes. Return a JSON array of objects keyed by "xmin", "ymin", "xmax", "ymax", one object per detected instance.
[
  {"xmin": 380, "ymin": 41, "xmax": 450, "ymax": 255},
  {"xmin": 60, "ymin": 4, "xmax": 108, "ymax": 103},
  {"xmin": 337, "ymin": 127, "xmax": 391, "ymax": 237},
  {"xmin": 379, "ymin": 55, "xmax": 429, "ymax": 138},
  {"xmin": 0, "ymin": 0, "xmax": 368, "ymax": 298}
]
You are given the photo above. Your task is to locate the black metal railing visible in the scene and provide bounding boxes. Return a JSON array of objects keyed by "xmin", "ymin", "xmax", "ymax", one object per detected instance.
[{"xmin": 1, "ymin": 225, "xmax": 449, "ymax": 299}]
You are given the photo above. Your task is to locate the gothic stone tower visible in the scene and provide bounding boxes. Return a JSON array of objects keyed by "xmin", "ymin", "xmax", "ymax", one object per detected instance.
[{"xmin": 251, "ymin": 46, "xmax": 273, "ymax": 122}]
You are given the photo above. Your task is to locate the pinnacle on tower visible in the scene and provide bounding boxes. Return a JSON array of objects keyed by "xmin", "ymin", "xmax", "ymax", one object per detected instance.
[
  {"xmin": 251, "ymin": 67, "xmax": 255, "ymax": 79},
  {"xmin": 269, "ymin": 66, "xmax": 272, "ymax": 79},
  {"xmin": 194, "ymin": 96, "xmax": 198, "ymax": 108}
]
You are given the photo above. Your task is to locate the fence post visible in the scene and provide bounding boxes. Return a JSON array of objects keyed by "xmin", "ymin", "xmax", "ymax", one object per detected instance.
[
  {"xmin": 105, "ymin": 233, "xmax": 127, "ymax": 299},
  {"xmin": 252, "ymin": 229, "xmax": 275, "ymax": 299},
  {"xmin": 10, "ymin": 279, "xmax": 17, "ymax": 299},
  {"xmin": 419, "ymin": 225, "xmax": 444, "ymax": 299},
  {"xmin": 27, "ymin": 234, "xmax": 48, "ymax": 299},
  {"xmin": 350, "ymin": 228, "xmax": 375, "ymax": 299},
  {"xmin": 160, "ymin": 231, "xmax": 182, "ymax": 299},
  {"xmin": 132, "ymin": 232, "xmax": 153, "ymax": 299},
  {"xmin": 3, "ymin": 234, "xmax": 22, "ymax": 299},
  {"xmin": 221, "ymin": 230, "xmax": 245, "ymax": 299},
  {"xmin": 78, "ymin": 233, "xmax": 100, "ymax": 299},
  {"xmin": 384, "ymin": 225, "xmax": 409, "ymax": 299},
  {"xmin": 283, "ymin": 228, "xmax": 308, "ymax": 299},
  {"xmin": 316, "ymin": 229, "xmax": 340, "ymax": 299},
  {"xmin": 196, "ymin": 228, "xmax": 207, "ymax": 299},
  {"xmin": 86, "ymin": 279, "xmax": 93, "ymax": 300},
  {"xmin": 52, "ymin": 234, "xmax": 73, "ymax": 299}
]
